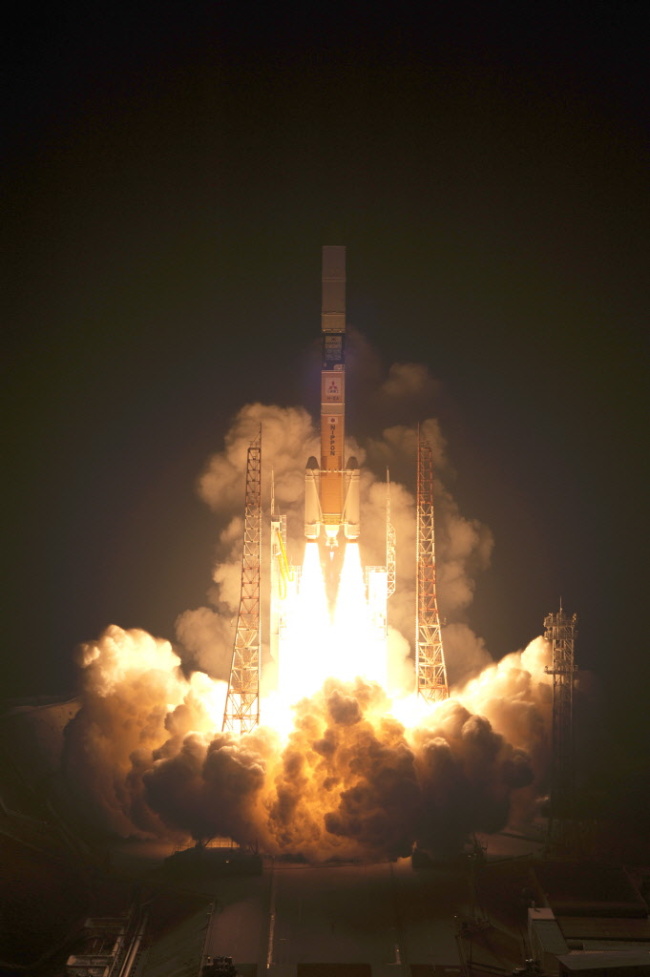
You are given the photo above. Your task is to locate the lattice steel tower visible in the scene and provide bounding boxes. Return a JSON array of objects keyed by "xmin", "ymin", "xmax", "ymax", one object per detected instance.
[
  {"xmin": 223, "ymin": 431, "xmax": 262, "ymax": 735},
  {"xmin": 416, "ymin": 433, "xmax": 448, "ymax": 702},
  {"xmin": 544, "ymin": 602, "xmax": 577, "ymax": 844},
  {"xmin": 386, "ymin": 472, "xmax": 396, "ymax": 599}
]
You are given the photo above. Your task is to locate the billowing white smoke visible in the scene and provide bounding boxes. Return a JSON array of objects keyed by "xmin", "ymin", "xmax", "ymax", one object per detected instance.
[
  {"xmin": 63, "ymin": 625, "xmax": 228, "ymax": 839},
  {"xmin": 62, "ymin": 345, "xmax": 552, "ymax": 858},
  {"xmin": 63, "ymin": 624, "xmax": 549, "ymax": 858}
]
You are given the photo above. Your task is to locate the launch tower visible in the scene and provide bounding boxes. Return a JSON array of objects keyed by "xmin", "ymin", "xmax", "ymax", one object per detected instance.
[
  {"xmin": 386, "ymin": 477, "xmax": 396, "ymax": 599},
  {"xmin": 416, "ymin": 433, "xmax": 448, "ymax": 702},
  {"xmin": 222, "ymin": 432, "xmax": 263, "ymax": 735},
  {"xmin": 544, "ymin": 603, "xmax": 577, "ymax": 847}
]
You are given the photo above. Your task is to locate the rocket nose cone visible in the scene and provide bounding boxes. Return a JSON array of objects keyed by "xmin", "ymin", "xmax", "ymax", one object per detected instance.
[
  {"xmin": 346, "ymin": 456, "xmax": 359, "ymax": 470},
  {"xmin": 306, "ymin": 456, "xmax": 319, "ymax": 470}
]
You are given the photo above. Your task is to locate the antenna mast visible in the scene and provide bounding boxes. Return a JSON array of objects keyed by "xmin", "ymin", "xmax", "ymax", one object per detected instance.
[{"xmin": 386, "ymin": 471, "xmax": 396, "ymax": 599}]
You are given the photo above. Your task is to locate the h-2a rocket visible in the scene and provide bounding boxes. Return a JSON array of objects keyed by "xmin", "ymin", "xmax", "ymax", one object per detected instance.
[{"xmin": 304, "ymin": 246, "xmax": 360, "ymax": 546}]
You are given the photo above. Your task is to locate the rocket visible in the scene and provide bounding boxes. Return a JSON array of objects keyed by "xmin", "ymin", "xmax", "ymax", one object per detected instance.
[{"xmin": 304, "ymin": 246, "xmax": 360, "ymax": 546}]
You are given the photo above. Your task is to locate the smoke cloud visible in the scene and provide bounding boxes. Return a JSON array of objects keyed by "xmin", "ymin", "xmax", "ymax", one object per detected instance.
[
  {"xmin": 63, "ymin": 624, "xmax": 549, "ymax": 859},
  {"xmin": 61, "ymin": 341, "xmax": 549, "ymax": 859}
]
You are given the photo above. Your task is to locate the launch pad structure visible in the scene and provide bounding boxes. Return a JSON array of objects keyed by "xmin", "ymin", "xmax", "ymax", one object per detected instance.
[
  {"xmin": 416, "ymin": 432, "xmax": 449, "ymax": 702},
  {"xmin": 544, "ymin": 603, "xmax": 578, "ymax": 848},
  {"xmin": 223, "ymin": 247, "xmax": 447, "ymax": 734},
  {"xmin": 222, "ymin": 432, "xmax": 262, "ymax": 734}
]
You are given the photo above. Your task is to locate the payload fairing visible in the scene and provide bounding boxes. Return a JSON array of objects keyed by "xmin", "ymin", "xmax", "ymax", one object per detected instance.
[{"xmin": 304, "ymin": 246, "xmax": 360, "ymax": 546}]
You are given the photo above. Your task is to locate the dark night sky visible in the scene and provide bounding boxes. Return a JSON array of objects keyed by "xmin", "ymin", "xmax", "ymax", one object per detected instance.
[{"xmin": 4, "ymin": 4, "xmax": 649, "ymax": 758}]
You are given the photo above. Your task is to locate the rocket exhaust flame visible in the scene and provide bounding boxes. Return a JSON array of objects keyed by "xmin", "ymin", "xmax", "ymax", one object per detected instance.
[{"xmin": 274, "ymin": 539, "xmax": 383, "ymax": 708}]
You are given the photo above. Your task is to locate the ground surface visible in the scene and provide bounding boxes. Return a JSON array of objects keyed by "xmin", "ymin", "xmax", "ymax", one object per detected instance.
[{"xmin": 176, "ymin": 839, "xmax": 541, "ymax": 977}]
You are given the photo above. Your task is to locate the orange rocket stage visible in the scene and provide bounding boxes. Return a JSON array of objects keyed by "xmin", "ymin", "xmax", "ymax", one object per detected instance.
[{"xmin": 304, "ymin": 245, "xmax": 360, "ymax": 547}]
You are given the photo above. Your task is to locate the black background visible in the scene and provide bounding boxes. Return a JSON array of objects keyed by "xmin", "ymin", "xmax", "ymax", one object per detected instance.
[{"xmin": 4, "ymin": 4, "xmax": 648, "ymax": 781}]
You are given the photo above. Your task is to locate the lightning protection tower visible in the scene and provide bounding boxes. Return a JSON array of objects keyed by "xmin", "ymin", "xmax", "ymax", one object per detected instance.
[
  {"xmin": 544, "ymin": 602, "xmax": 577, "ymax": 847},
  {"xmin": 386, "ymin": 472, "xmax": 396, "ymax": 599},
  {"xmin": 223, "ymin": 430, "xmax": 262, "ymax": 735},
  {"xmin": 416, "ymin": 432, "xmax": 448, "ymax": 702}
]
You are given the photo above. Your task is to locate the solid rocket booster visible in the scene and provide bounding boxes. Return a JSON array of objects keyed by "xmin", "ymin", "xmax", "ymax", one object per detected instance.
[
  {"xmin": 304, "ymin": 246, "xmax": 360, "ymax": 545},
  {"xmin": 304, "ymin": 456, "xmax": 321, "ymax": 540}
]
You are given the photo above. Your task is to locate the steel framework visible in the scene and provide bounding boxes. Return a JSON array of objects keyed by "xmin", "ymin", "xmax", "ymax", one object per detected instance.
[
  {"xmin": 386, "ymin": 473, "xmax": 396, "ymax": 599},
  {"xmin": 544, "ymin": 603, "xmax": 577, "ymax": 843},
  {"xmin": 416, "ymin": 433, "xmax": 448, "ymax": 702},
  {"xmin": 222, "ymin": 431, "xmax": 262, "ymax": 735}
]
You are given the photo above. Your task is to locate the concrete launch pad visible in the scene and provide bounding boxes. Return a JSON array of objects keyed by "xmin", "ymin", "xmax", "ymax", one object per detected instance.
[
  {"xmin": 139, "ymin": 844, "xmax": 541, "ymax": 977},
  {"xmin": 203, "ymin": 857, "xmax": 465, "ymax": 975}
]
